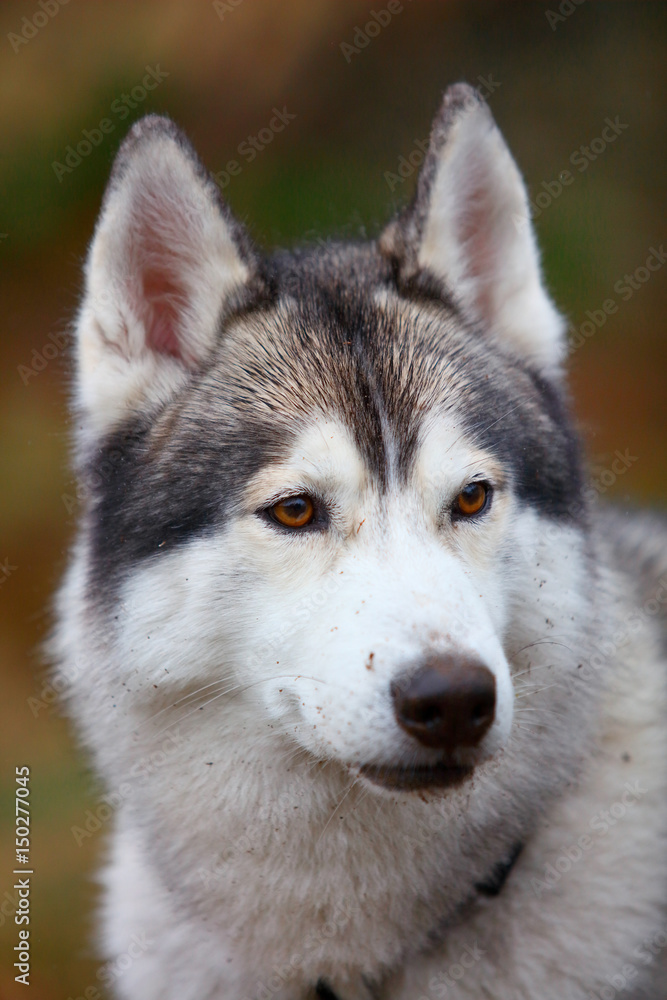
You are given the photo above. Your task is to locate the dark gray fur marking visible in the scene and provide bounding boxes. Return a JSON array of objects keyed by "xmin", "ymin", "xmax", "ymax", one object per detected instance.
[
  {"xmin": 83, "ymin": 105, "xmax": 585, "ymax": 599},
  {"xmin": 85, "ymin": 241, "xmax": 585, "ymax": 595}
]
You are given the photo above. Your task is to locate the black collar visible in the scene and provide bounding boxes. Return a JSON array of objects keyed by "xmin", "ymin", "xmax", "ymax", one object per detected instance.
[
  {"xmin": 315, "ymin": 842, "xmax": 524, "ymax": 999},
  {"xmin": 474, "ymin": 841, "xmax": 524, "ymax": 897},
  {"xmin": 315, "ymin": 982, "xmax": 340, "ymax": 1000}
]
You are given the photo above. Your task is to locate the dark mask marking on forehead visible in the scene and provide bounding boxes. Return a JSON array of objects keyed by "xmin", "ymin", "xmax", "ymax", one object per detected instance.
[
  {"xmin": 285, "ymin": 282, "xmax": 584, "ymax": 525},
  {"xmin": 82, "ymin": 244, "xmax": 585, "ymax": 603}
]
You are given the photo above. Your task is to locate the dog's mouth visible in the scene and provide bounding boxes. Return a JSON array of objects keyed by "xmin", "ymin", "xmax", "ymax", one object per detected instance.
[{"xmin": 358, "ymin": 760, "xmax": 474, "ymax": 791}]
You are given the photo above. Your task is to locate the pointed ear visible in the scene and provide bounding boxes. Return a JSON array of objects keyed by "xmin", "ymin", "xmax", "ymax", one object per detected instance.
[
  {"xmin": 379, "ymin": 84, "xmax": 565, "ymax": 376},
  {"xmin": 77, "ymin": 115, "xmax": 266, "ymax": 436}
]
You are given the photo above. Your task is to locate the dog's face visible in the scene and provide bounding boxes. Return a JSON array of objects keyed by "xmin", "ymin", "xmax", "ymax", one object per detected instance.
[{"xmin": 72, "ymin": 85, "xmax": 590, "ymax": 798}]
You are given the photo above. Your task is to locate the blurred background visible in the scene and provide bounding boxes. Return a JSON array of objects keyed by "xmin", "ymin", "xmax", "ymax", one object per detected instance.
[{"xmin": 0, "ymin": 1, "xmax": 665, "ymax": 996}]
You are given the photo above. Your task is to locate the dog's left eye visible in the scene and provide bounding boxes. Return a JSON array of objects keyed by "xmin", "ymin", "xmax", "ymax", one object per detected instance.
[
  {"xmin": 267, "ymin": 495, "xmax": 316, "ymax": 529},
  {"xmin": 453, "ymin": 482, "xmax": 491, "ymax": 520}
]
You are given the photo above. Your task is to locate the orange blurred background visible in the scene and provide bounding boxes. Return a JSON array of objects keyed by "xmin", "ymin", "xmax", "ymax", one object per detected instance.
[{"xmin": 0, "ymin": 2, "xmax": 665, "ymax": 996}]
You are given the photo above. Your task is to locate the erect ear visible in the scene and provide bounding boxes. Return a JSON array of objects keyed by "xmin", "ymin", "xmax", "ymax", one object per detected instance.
[
  {"xmin": 76, "ymin": 115, "xmax": 266, "ymax": 437},
  {"xmin": 379, "ymin": 84, "xmax": 565, "ymax": 376}
]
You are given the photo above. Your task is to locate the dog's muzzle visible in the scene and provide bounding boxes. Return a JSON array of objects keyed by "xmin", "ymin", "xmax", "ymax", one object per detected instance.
[
  {"xmin": 392, "ymin": 654, "xmax": 496, "ymax": 751},
  {"xmin": 360, "ymin": 654, "xmax": 496, "ymax": 791}
]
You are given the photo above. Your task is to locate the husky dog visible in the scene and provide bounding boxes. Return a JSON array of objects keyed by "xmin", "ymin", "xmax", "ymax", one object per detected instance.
[{"xmin": 54, "ymin": 83, "xmax": 667, "ymax": 999}]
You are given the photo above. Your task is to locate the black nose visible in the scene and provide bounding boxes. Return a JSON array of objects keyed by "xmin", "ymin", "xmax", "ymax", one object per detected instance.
[{"xmin": 391, "ymin": 655, "xmax": 496, "ymax": 751}]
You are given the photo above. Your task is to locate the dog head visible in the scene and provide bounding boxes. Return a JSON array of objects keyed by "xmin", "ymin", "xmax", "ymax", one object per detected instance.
[{"xmin": 71, "ymin": 84, "xmax": 592, "ymax": 797}]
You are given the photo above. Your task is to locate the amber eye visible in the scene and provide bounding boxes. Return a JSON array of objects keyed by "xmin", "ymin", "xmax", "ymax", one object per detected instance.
[
  {"xmin": 268, "ymin": 495, "xmax": 316, "ymax": 529},
  {"xmin": 454, "ymin": 482, "xmax": 490, "ymax": 520}
]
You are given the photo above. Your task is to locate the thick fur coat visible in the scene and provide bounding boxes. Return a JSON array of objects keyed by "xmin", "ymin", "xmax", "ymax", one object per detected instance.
[{"xmin": 53, "ymin": 84, "xmax": 667, "ymax": 999}]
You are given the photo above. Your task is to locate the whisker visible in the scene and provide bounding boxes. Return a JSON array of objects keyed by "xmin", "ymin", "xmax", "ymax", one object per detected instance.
[
  {"xmin": 514, "ymin": 707, "xmax": 560, "ymax": 716},
  {"xmin": 143, "ymin": 673, "xmax": 335, "ymax": 737},
  {"xmin": 511, "ymin": 663, "xmax": 559, "ymax": 681},
  {"xmin": 148, "ymin": 686, "xmax": 239, "ymax": 738},
  {"xmin": 511, "ymin": 638, "xmax": 574, "ymax": 656},
  {"xmin": 344, "ymin": 784, "xmax": 372, "ymax": 824},
  {"xmin": 139, "ymin": 677, "xmax": 234, "ymax": 729},
  {"xmin": 514, "ymin": 683, "xmax": 560, "ymax": 698},
  {"xmin": 316, "ymin": 778, "xmax": 359, "ymax": 847}
]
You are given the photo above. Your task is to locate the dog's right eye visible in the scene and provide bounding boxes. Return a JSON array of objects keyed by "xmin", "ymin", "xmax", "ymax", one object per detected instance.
[
  {"xmin": 266, "ymin": 495, "xmax": 316, "ymax": 529},
  {"xmin": 452, "ymin": 481, "xmax": 492, "ymax": 520}
]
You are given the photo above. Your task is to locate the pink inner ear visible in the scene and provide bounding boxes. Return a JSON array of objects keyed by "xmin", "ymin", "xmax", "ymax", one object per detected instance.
[
  {"xmin": 127, "ymin": 194, "xmax": 197, "ymax": 366},
  {"xmin": 457, "ymin": 165, "xmax": 501, "ymax": 325},
  {"xmin": 141, "ymin": 269, "xmax": 189, "ymax": 361}
]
